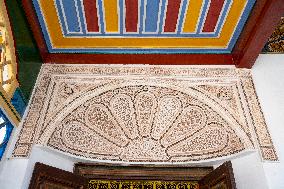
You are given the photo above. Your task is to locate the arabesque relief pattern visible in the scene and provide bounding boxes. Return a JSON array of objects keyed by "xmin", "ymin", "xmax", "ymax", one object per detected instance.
[{"xmin": 13, "ymin": 65, "xmax": 278, "ymax": 162}]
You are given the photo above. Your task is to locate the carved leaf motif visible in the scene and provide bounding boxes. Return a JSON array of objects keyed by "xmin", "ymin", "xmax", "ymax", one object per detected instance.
[
  {"xmin": 167, "ymin": 123, "xmax": 244, "ymax": 158},
  {"xmin": 110, "ymin": 94, "xmax": 138, "ymax": 139},
  {"xmin": 61, "ymin": 122, "xmax": 122, "ymax": 155},
  {"xmin": 135, "ymin": 92, "xmax": 157, "ymax": 137},
  {"xmin": 152, "ymin": 96, "xmax": 181, "ymax": 140},
  {"xmin": 85, "ymin": 103, "xmax": 129, "ymax": 146},
  {"xmin": 161, "ymin": 106, "xmax": 206, "ymax": 147}
]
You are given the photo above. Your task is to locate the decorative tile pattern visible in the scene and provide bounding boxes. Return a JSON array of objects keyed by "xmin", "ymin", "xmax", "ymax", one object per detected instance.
[
  {"xmin": 13, "ymin": 65, "xmax": 277, "ymax": 162},
  {"xmin": 262, "ymin": 17, "xmax": 284, "ymax": 53},
  {"xmin": 88, "ymin": 180, "xmax": 199, "ymax": 189}
]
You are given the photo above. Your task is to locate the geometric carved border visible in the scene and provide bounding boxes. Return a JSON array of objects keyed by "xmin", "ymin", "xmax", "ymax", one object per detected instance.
[{"xmin": 12, "ymin": 65, "xmax": 278, "ymax": 161}]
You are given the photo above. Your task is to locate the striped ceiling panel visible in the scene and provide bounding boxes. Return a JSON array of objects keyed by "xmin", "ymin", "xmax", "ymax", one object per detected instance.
[{"xmin": 33, "ymin": 0, "xmax": 256, "ymax": 53}]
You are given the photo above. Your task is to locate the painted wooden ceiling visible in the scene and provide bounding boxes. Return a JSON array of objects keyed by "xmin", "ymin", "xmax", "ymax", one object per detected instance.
[{"xmin": 33, "ymin": 0, "xmax": 255, "ymax": 54}]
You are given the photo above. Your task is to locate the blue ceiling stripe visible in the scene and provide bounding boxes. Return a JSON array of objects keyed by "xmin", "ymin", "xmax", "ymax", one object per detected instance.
[
  {"xmin": 77, "ymin": 0, "xmax": 87, "ymax": 34},
  {"xmin": 120, "ymin": 0, "xmax": 124, "ymax": 34},
  {"xmin": 54, "ymin": 0, "xmax": 68, "ymax": 35},
  {"xmin": 196, "ymin": 0, "xmax": 210, "ymax": 34},
  {"xmin": 59, "ymin": 0, "xmax": 81, "ymax": 33},
  {"xmin": 177, "ymin": 0, "xmax": 189, "ymax": 34},
  {"xmin": 97, "ymin": 0, "xmax": 105, "ymax": 34},
  {"xmin": 158, "ymin": 0, "xmax": 167, "ymax": 34},
  {"xmin": 144, "ymin": 0, "xmax": 161, "ymax": 33},
  {"xmin": 139, "ymin": 0, "xmax": 145, "ymax": 34},
  {"xmin": 47, "ymin": 47, "xmax": 231, "ymax": 54}
]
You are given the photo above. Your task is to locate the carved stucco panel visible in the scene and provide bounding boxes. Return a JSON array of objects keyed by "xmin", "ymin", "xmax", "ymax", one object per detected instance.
[{"xmin": 12, "ymin": 65, "xmax": 277, "ymax": 162}]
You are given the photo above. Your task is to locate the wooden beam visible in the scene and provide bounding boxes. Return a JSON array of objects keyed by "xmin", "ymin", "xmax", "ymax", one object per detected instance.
[
  {"xmin": 233, "ymin": 0, "xmax": 284, "ymax": 68},
  {"xmin": 20, "ymin": 0, "xmax": 49, "ymax": 61}
]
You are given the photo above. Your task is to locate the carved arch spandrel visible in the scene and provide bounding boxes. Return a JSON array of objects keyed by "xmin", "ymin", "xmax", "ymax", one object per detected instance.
[{"xmin": 37, "ymin": 79, "xmax": 122, "ymax": 141}]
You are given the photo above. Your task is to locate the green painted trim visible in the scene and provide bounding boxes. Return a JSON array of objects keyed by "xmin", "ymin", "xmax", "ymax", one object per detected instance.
[{"xmin": 5, "ymin": 0, "xmax": 43, "ymax": 101}]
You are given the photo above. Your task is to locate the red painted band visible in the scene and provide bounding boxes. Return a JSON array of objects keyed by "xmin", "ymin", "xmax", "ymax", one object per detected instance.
[
  {"xmin": 202, "ymin": 0, "xmax": 225, "ymax": 32},
  {"xmin": 44, "ymin": 53, "xmax": 234, "ymax": 65},
  {"xmin": 125, "ymin": 0, "xmax": 139, "ymax": 32},
  {"xmin": 164, "ymin": 0, "xmax": 182, "ymax": 32},
  {"xmin": 83, "ymin": 0, "xmax": 100, "ymax": 32}
]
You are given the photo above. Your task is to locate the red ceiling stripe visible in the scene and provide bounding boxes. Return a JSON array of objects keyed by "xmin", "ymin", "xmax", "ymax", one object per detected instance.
[
  {"xmin": 202, "ymin": 0, "xmax": 225, "ymax": 32},
  {"xmin": 125, "ymin": 0, "xmax": 139, "ymax": 32},
  {"xmin": 164, "ymin": 0, "xmax": 182, "ymax": 32},
  {"xmin": 83, "ymin": 0, "xmax": 100, "ymax": 32}
]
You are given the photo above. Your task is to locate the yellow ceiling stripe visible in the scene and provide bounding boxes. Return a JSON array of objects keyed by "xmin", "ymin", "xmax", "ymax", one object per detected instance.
[
  {"xmin": 103, "ymin": 0, "xmax": 119, "ymax": 33},
  {"xmin": 183, "ymin": 0, "xmax": 203, "ymax": 33},
  {"xmin": 219, "ymin": 0, "xmax": 246, "ymax": 44}
]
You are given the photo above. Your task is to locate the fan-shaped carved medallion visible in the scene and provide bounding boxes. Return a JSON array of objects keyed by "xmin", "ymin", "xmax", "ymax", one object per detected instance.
[{"xmin": 47, "ymin": 85, "xmax": 248, "ymax": 162}]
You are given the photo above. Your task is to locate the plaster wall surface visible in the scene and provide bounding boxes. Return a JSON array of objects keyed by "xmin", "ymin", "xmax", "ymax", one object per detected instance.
[
  {"xmin": 0, "ymin": 158, "xmax": 29, "ymax": 189},
  {"xmin": 20, "ymin": 146, "xmax": 76, "ymax": 189},
  {"xmin": 252, "ymin": 54, "xmax": 284, "ymax": 189},
  {"xmin": 0, "ymin": 147, "xmax": 269, "ymax": 189},
  {"xmin": 231, "ymin": 152, "xmax": 268, "ymax": 189}
]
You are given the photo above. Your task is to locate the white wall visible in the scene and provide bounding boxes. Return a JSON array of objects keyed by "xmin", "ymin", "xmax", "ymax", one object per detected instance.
[
  {"xmin": 0, "ymin": 120, "xmax": 29, "ymax": 189},
  {"xmin": 231, "ymin": 152, "xmax": 269, "ymax": 189},
  {"xmin": 0, "ymin": 158, "xmax": 29, "ymax": 189},
  {"xmin": 0, "ymin": 146, "xmax": 76, "ymax": 189},
  {"xmin": 252, "ymin": 54, "xmax": 284, "ymax": 189},
  {"xmin": 20, "ymin": 146, "xmax": 76, "ymax": 189}
]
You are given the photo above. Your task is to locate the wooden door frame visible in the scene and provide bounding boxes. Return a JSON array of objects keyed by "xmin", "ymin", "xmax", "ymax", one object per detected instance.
[
  {"xmin": 74, "ymin": 163, "xmax": 213, "ymax": 181},
  {"xmin": 199, "ymin": 161, "xmax": 236, "ymax": 189},
  {"xmin": 28, "ymin": 162, "xmax": 88, "ymax": 189}
]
